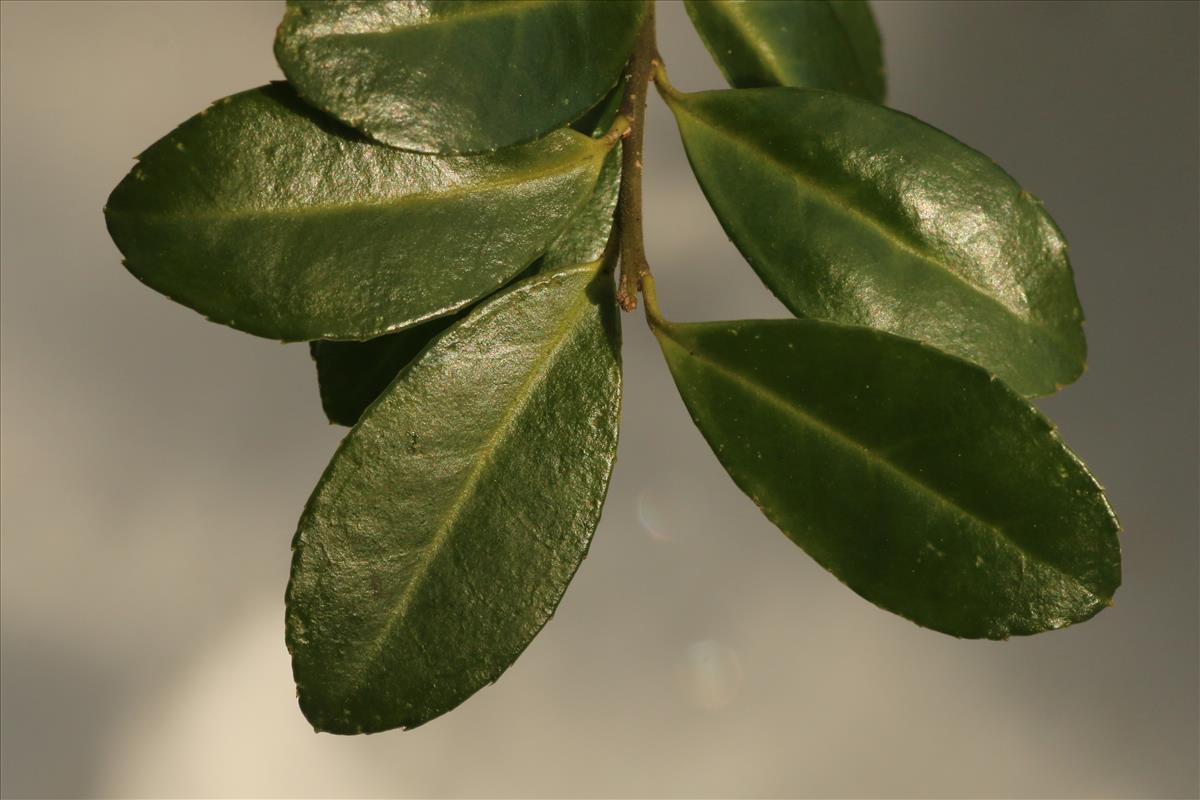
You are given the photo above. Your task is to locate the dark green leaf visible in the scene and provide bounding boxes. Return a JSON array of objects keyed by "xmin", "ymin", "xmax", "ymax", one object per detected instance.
[
  {"xmin": 307, "ymin": 257, "xmax": 549, "ymax": 428},
  {"xmin": 275, "ymin": 0, "xmax": 647, "ymax": 154},
  {"xmin": 536, "ymin": 147, "xmax": 621, "ymax": 274},
  {"xmin": 652, "ymin": 311, "xmax": 1120, "ymax": 639},
  {"xmin": 306, "ymin": 80, "xmax": 625, "ymax": 428},
  {"xmin": 305, "ymin": 80, "xmax": 624, "ymax": 429},
  {"xmin": 571, "ymin": 75, "xmax": 628, "ymax": 139},
  {"xmin": 309, "ymin": 317, "xmax": 458, "ymax": 428},
  {"xmin": 309, "ymin": 144, "xmax": 620, "ymax": 427},
  {"xmin": 663, "ymin": 86, "xmax": 1088, "ymax": 396},
  {"xmin": 104, "ymin": 83, "xmax": 609, "ymax": 342},
  {"xmin": 288, "ymin": 260, "xmax": 622, "ymax": 733},
  {"xmin": 684, "ymin": 0, "xmax": 885, "ymax": 101}
]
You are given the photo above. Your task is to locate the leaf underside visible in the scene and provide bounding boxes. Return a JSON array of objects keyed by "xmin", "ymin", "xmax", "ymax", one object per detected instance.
[
  {"xmin": 289, "ymin": 261, "xmax": 622, "ymax": 733},
  {"xmin": 684, "ymin": 0, "xmax": 886, "ymax": 101},
  {"xmin": 666, "ymin": 86, "xmax": 1088, "ymax": 396},
  {"xmin": 275, "ymin": 0, "xmax": 647, "ymax": 154},
  {"xmin": 104, "ymin": 83, "xmax": 608, "ymax": 342},
  {"xmin": 655, "ymin": 317, "xmax": 1119, "ymax": 639}
]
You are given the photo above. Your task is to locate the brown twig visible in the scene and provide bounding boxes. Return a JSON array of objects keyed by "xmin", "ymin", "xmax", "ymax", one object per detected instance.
[{"xmin": 614, "ymin": 4, "xmax": 659, "ymax": 312}]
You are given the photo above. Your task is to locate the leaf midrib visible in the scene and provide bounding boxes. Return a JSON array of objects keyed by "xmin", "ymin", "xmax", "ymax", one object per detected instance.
[
  {"xmin": 106, "ymin": 144, "xmax": 603, "ymax": 224},
  {"xmin": 705, "ymin": 1, "xmax": 788, "ymax": 83},
  {"xmin": 700, "ymin": 1, "xmax": 869, "ymax": 91},
  {"xmin": 659, "ymin": 325, "xmax": 1100, "ymax": 603},
  {"xmin": 345, "ymin": 266, "xmax": 598, "ymax": 693}
]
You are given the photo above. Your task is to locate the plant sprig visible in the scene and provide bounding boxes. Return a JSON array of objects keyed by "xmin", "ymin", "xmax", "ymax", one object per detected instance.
[{"xmin": 103, "ymin": 0, "xmax": 1120, "ymax": 735}]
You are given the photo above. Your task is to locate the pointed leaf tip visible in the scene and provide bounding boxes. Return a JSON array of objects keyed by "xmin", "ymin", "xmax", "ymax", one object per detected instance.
[{"xmin": 656, "ymin": 317, "xmax": 1119, "ymax": 639}]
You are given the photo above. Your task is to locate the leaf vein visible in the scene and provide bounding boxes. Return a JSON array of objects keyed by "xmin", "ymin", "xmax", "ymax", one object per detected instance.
[
  {"xmin": 662, "ymin": 329, "xmax": 1098, "ymax": 601},
  {"xmin": 347, "ymin": 267, "xmax": 597, "ymax": 688},
  {"xmin": 107, "ymin": 144, "xmax": 602, "ymax": 224},
  {"xmin": 676, "ymin": 102, "xmax": 1081, "ymax": 354}
]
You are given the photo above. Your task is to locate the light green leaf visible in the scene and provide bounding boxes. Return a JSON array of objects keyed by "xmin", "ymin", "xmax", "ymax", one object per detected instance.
[
  {"xmin": 104, "ymin": 83, "xmax": 609, "ymax": 342},
  {"xmin": 663, "ymin": 85, "xmax": 1088, "ymax": 396},
  {"xmin": 684, "ymin": 0, "xmax": 885, "ymax": 101},
  {"xmin": 288, "ymin": 260, "xmax": 622, "ymax": 733},
  {"xmin": 275, "ymin": 0, "xmax": 647, "ymax": 154},
  {"xmin": 651, "ymin": 306, "xmax": 1120, "ymax": 639}
]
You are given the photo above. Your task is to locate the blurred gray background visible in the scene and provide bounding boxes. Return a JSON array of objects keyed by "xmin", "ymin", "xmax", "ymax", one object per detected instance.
[{"xmin": 2, "ymin": 1, "xmax": 1197, "ymax": 797}]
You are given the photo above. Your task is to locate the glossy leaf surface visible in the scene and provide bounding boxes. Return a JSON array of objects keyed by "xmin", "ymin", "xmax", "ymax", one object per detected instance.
[
  {"xmin": 537, "ymin": 147, "xmax": 621, "ymax": 273},
  {"xmin": 105, "ymin": 84, "xmax": 607, "ymax": 342},
  {"xmin": 309, "ymin": 139, "xmax": 620, "ymax": 427},
  {"xmin": 684, "ymin": 0, "xmax": 885, "ymax": 101},
  {"xmin": 547, "ymin": 76, "xmax": 624, "ymax": 267},
  {"xmin": 308, "ymin": 83, "xmax": 624, "ymax": 428},
  {"xmin": 571, "ymin": 75, "xmax": 628, "ymax": 139},
  {"xmin": 653, "ymin": 313, "xmax": 1120, "ymax": 639},
  {"xmin": 275, "ymin": 0, "xmax": 647, "ymax": 154},
  {"xmin": 289, "ymin": 261, "xmax": 622, "ymax": 733},
  {"xmin": 665, "ymin": 86, "xmax": 1088, "ymax": 396},
  {"xmin": 309, "ymin": 317, "xmax": 458, "ymax": 428}
]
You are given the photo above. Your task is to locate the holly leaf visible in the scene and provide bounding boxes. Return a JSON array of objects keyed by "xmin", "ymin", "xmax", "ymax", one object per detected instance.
[
  {"xmin": 685, "ymin": 0, "xmax": 885, "ymax": 101},
  {"xmin": 288, "ymin": 259, "xmax": 622, "ymax": 733},
  {"xmin": 275, "ymin": 0, "xmax": 647, "ymax": 154},
  {"xmin": 309, "ymin": 318, "xmax": 458, "ymax": 428},
  {"xmin": 664, "ymin": 86, "xmax": 1088, "ymax": 396},
  {"xmin": 105, "ymin": 84, "xmax": 609, "ymax": 342},
  {"xmin": 308, "ymin": 76, "xmax": 625, "ymax": 427},
  {"xmin": 571, "ymin": 75, "xmax": 629, "ymax": 139},
  {"xmin": 309, "ymin": 139, "xmax": 620, "ymax": 426},
  {"xmin": 653, "ymin": 310, "xmax": 1120, "ymax": 639}
]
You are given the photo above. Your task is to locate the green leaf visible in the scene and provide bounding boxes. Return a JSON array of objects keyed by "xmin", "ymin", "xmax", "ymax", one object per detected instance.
[
  {"xmin": 306, "ymin": 87, "xmax": 624, "ymax": 428},
  {"xmin": 275, "ymin": 0, "xmax": 647, "ymax": 154},
  {"xmin": 307, "ymin": 258, "xmax": 547, "ymax": 428},
  {"xmin": 663, "ymin": 86, "xmax": 1088, "ymax": 396},
  {"xmin": 571, "ymin": 75, "xmax": 628, "ymax": 139},
  {"xmin": 651, "ymin": 310, "xmax": 1120, "ymax": 639},
  {"xmin": 288, "ymin": 260, "xmax": 622, "ymax": 733},
  {"xmin": 308, "ymin": 143, "xmax": 620, "ymax": 427},
  {"xmin": 104, "ymin": 83, "xmax": 609, "ymax": 342},
  {"xmin": 684, "ymin": 0, "xmax": 885, "ymax": 101},
  {"xmin": 536, "ymin": 146, "xmax": 621, "ymax": 274},
  {"xmin": 309, "ymin": 317, "xmax": 458, "ymax": 428}
]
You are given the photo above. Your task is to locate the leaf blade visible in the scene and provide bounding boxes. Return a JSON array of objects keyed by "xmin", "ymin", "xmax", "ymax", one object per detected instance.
[
  {"xmin": 684, "ymin": 0, "xmax": 885, "ymax": 101},
  {"xmin": 308, "ymin": 142, "xmax": 621, "ymax": 427},
  {"xmin": 665, "ymin": 86, "xmax": 1087, "ymax": 396},
  {"xmin": 654, "ymin": 315, "xmax": 1120, "ymax": 639},
  {"xmin": 309, "ymin": 316, "xmax": 458, "ymax": 427},
  {"xmin": 288, "ymin": 260, "xmax": 621, "ymax": 733},
  {"xmin": 535, "ymin": 146, "xmax": 621, "ymax": 274},
  {"xmin": 104, "ymin": 84, "xmax": 608, "ymax": 342},
  {"xmin": 275, "ymin": 0, "xmax": 647, "ymax": 154}
]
